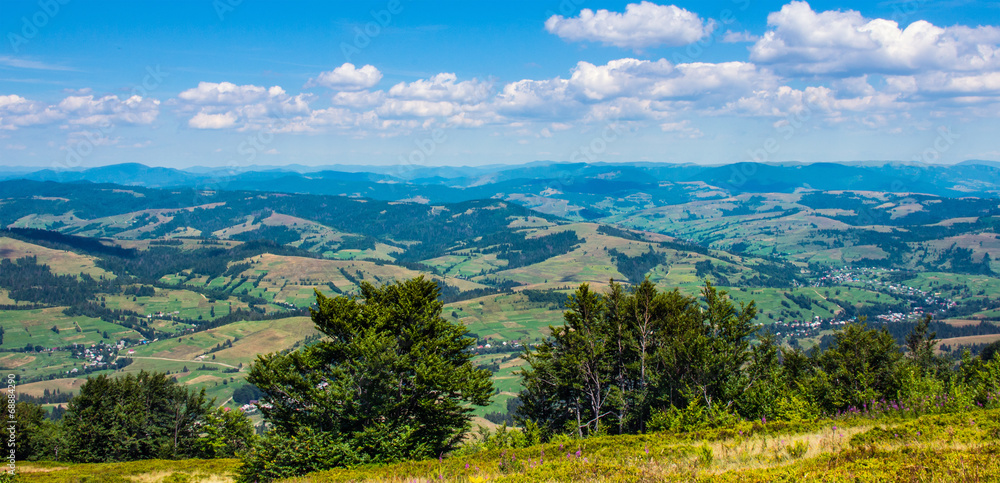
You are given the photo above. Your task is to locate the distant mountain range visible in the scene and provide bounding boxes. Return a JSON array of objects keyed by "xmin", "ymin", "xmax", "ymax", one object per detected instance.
[{"xmin": 2, "ymin": 161, "xmax": 999, "ymax": 203}]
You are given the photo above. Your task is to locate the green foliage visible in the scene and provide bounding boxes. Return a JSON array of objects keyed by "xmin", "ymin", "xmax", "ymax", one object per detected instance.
[
  {"xmin": 236, "ymin": 427, "xmax": 363, "ymax": 483},
  {"xmin": 811, "ymin": 321, "xmax": 903, "ymax": 412},
  {"xmin": 242, "ymin": 276, "xmax": 493, "ymax": 480},
  {"xmin": 519, "ymin": 279, "xmax": 758, "ymax": 438},
  {"xmin": 61, "ymin": 371, "xmax": 210, "ymax": 463},
  {"xmin": 193, "ymin": 406, "xmax": 256, "ymax": 459},
  {"xmin": 647, "ymin": 399, "xmax": 741, "ymax": 434},
  {"xmin": 11, "ymin": 402, "xmax": 58, "ymax": 461}
]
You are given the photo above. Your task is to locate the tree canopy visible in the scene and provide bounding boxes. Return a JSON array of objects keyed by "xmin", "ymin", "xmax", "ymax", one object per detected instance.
[
  {"xmin": 61, "ymin": 371, "xmax": 210, "ymax": 462},
  {"xmin": 242, "ymin": 276, "xmax": 493, "ymax": 481}
]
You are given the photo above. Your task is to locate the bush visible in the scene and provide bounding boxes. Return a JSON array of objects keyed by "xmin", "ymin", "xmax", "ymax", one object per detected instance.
[{"xmin": 236, "ymin": 428, "xmax": 362, "ymax": 482}]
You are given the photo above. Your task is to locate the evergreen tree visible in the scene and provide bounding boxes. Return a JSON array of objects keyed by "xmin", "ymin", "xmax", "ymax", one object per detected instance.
[
  {"xmin": 242, "ymin": 276, "xmax": 492, "ymax": 480},
  {"xmin": 61, "ymin": 371, "xmax": 209, "ymax": 462}
]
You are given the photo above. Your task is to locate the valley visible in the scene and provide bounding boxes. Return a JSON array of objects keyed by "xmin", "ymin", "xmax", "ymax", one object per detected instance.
[{"xmin": 2, "ymin": 161, "xmax": 1000, "ymax": 423}]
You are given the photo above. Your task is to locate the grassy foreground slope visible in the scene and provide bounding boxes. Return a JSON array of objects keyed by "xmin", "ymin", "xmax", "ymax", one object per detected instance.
[{"xmin": 15, "ymin": 408, "xmax": 1000, "ymax": 482}]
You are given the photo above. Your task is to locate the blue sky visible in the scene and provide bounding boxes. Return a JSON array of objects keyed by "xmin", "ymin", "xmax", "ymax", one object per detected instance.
[{"xmin": 1, "ymin": 0, "xmax": 999, "ymax": 170}]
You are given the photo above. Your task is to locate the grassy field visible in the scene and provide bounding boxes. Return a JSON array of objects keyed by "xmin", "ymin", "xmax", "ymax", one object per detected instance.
[
  {"xmin": 0, "ymin": 237, "xmax": 113, "ymax": 279},
  {"xmin": 16, "ymin": 408, "xmax": 1000, "ymax": 482},
  {"xmin": 0, "ymin": 307, "xmax": 142, "ymax": 350}
]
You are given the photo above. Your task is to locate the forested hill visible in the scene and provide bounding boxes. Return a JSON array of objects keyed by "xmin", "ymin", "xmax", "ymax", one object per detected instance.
[{"xmin": 0, "ymin": 179, "xmax": 565, "ymax": 263}]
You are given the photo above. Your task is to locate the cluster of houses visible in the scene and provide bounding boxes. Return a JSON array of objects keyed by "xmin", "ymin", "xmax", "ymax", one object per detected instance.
[{"xmin": 769, "ymin": 317, "xmax": 850, "ymax": 338}]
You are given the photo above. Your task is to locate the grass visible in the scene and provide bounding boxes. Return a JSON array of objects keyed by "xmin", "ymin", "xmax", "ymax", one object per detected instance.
[
  {"xmin": 0, "ymin": 237, "xmax": 113, "ymax": 279},
  {"xmin": 15, "ymin": 458, "xmax": 240, "ymax": 482},
  {"xmin": 0, "ymin": 307, "xmax": 142, "ymax": 350},
  {"xmin": 279, "ymin": 408, "xmax": 1000, "ymax": 482},
  {"xmin": 27, "ymin": 372, "xmax": 990, "ymax": 482}
]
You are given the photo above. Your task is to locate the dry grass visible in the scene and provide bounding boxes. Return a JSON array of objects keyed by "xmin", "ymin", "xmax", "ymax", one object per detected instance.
[
  {"xmin": 0, "ymin": 236, "xmax": 112, "ymax": 278},
  {"xmin": 936, "ymin": 334, "xmax": 1000, "ymax": 348},
  {"xmin": 17, "ymin": 377, "xmax": 88, "ymax": 397}
]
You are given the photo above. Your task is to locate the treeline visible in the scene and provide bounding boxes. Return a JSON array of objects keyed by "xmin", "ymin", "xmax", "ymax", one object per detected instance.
[
  {"xmin": 0, "ymin": 257, "xmax": 115, "ymax": 307},
  {"xmin": 13, "ymin": 371, "xmax": 254, "ymax": 463},
  {"xmin": 9, "ymin": 277, "xmax": 1000, "ymax": 483},
  {"xmin": 1, "ymin": 227, "xmax": 136, "ymax": 258},
  {"xmin": 609, "ymin": 247, "xmax": 665, "ymax": 283},
  {"xmin": 516, "ymin": 279, "xmax": 1000, "ymax": 440},
  {"xmin": 486, "ymin": 230, "xmax": 582, "ymax": 270}
]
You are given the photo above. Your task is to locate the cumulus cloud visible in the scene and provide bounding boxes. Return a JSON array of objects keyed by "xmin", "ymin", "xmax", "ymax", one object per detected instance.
[
  {"xmin": 188, "ymin": 111, "xmax": 237, "ymax": 129},
  {"xmin": 1, "ymin": 93, "xmax": 159, "ymax": 130},
  {"xmin": 723, "ymin": 84, "xmax": 903, "ymax": 122},
  {"xmin": 545, "ymin": 2, "xmax": 714, "ymax": 49},
  {"xmin": 57, "ymin": 95, "xmax": 160, "ymax": 126},
  {"xmin": 568, "ymin": 58, "xmax": 674, "ymax": 101},
  {"xmin": 331, "ymin": 90, "xmax": 386, "ymax": 109},
  {"xmin": 177, "ymin": 82, "xmax": 279, "ymax": 105},
  {"xmin": 751, "ymin": 1, "xmax": 1000, "ymax": 75},
  {"xmin": 176, "ymin": 81, "xmax": 314, "ymax": 131},
  {"xmin": 0, "ymin": 94, "xmax": 64, "ymax": 129},
  {"xmin": 305, "ymin": 63, "xmax": 382, "ymax": 90},
  {"xmin": 722, "ymin": 30, "xmax": 759, "ymax": 43},
  {"xmin": 376, "ymin": 99, "xmax": 458, "ymax": 118},
  {"xmin": 494, "ymin": 78, "xmax": 582, "ymax": 120},
  {"xmin": 388, "ymin": 73, "xmax": 492, "ymax": 103}
]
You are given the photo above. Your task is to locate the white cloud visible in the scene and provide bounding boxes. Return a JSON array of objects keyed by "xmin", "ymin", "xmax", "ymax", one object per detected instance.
[
  {"xmin": 494, "ymin": 78, "xmax": 583, "ymax": 120},
  {"xmin": 751, "ymin": 1, "xmax": 1000, "ymax": 76},
  {"xmin": 331, "ymin": 90, "xmax": 386, "ymax": 108},
  {"xmin": 545, "ymin": 2, "xmax": 714, "ymax": 49},
  {"xmin": 188, "ymin": 111, "xmax": 237, "ymax": 129},
  {"xmin": 376, "ymin": 99, "xmax": 458, "ymax": 118},
  {"xmin": 568, "ymin": 58, "xmax": 674, "ymax": 101},
  {"xmin": 176, "ymin": 81, "xmax": 314, "ymax": 130},
  {"xmin": 660, "ymin": 120, "xmax": 703, "ymax": 138},
  {"xmin": 650, "ymin": 62, "xmax": 775, "ymax": 100},
  {"xmin": 0, "ymin": 94, "xmax": 63, "ymax": 129},
  {"xmin": 882, "ymin": 72, "xmax": 1000, "ymax": 107},
  {"xmin": 179, "ymin": 82, "xmax": 259, "ymax": 105},
  {"xmin": 57, "ymin": 95, "xmax": 160, "ymax": 126},
  {"xmin": 722, "ymin": 30, "xmax": 759, "ymax": 43},
  {"xmin": 305, "ymin": 63, "xmax": 382, "ymax": 90},
  {"xmin": 723, "ymin": 84, "xmax": 903, "ymax": 122},
  {"xmin": 388, "ymin": 73, "xmax": 492, "ymax": 103}
]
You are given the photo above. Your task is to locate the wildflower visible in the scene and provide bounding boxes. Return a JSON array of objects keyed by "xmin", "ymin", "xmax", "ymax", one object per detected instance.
[
  {"xmin": 576, "ymin": 450, "xmax": 582, "ymax": 458},
  {"xmin": 465, "ymin": 463, "xmax": 469, "ymax": 469}
]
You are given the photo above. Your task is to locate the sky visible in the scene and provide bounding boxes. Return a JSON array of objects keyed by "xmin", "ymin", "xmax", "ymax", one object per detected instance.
[{"xmin": 1, "ymin": 0, "xmax": 999, "ymax": 170}]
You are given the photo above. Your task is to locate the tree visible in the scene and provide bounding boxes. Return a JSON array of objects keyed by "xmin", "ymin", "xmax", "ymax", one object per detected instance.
[
  {"xmin": 813, "ymin": 322, "xmax": 902, "ymax": 412},
  {"xmin": 61, "ymin": 371, "xmax": 210, "ymax": 462},
  {"xmin": 194, "ymin": 406, "xmax": 256, "ymax": 458},
  {"xmin": 519, "ymin": 279, "xmax": 758, "ymax": 438},
  {"xmin": 242, "ymin": 277, "xmax": 492, "ymax": 480},
  {"xmin": 11, "ymin": 402, "xmax": 58, "ymax": 461}
]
